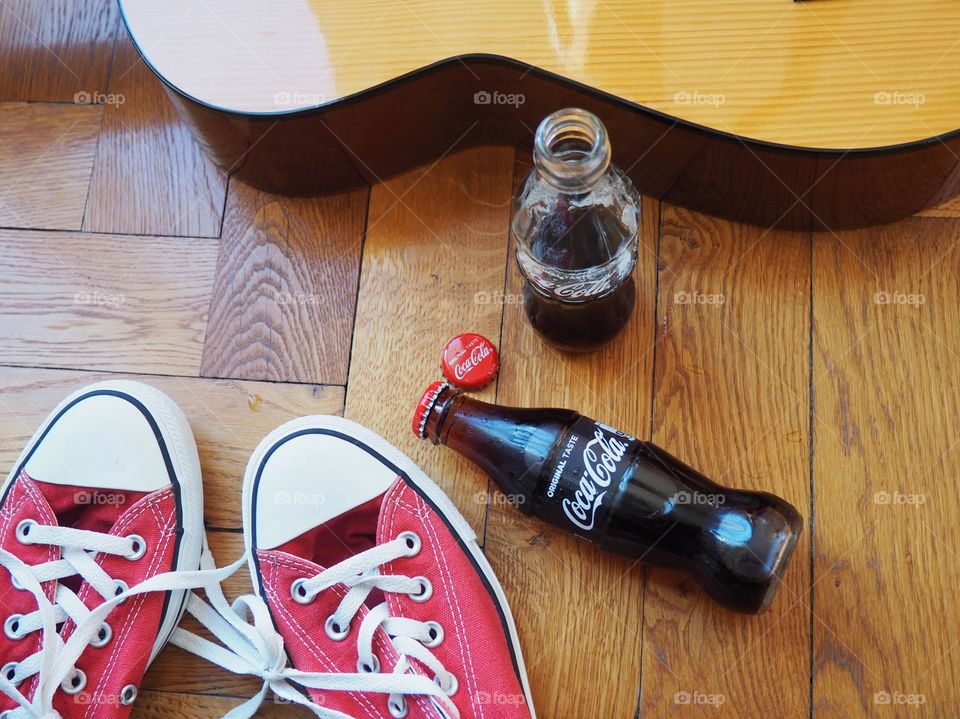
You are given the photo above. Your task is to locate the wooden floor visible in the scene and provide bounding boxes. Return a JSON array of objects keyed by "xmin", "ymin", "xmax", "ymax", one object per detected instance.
[{"xmin": 3, "ymin": 3, "xmax": 960, "ymax": 718}]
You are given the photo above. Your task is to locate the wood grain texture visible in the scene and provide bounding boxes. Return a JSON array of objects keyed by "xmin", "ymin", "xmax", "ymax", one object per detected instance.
[
  {"xmin": 641, "ymin": 207, "xmax": 811, "ymax": 717},
  {"xmin": 481, "ymin": 152, "xmax": 660, "ymax": 719},
  {"xmin": 812, "ymin": 218, "xmax": 960, "ymax": 717},
  {"xmin": 0, "ymin": 102, "xmax": 101, "ymax": 230},
  {"xmin": 0, "ymin": 0, "xmax": 117, "ymax": 102},
  {"xmin": 344, "ymin": 145, "xmax": 515, "ymax": 537},
  {"xmin": 83, "ymin": 30, "xmax": 226, "ymax": 237},
  {"xmin": 0, "ymin": 230, "xmax": 217, "ymax": 375},
  {"xmin": 121, "ymin": 0, "xmax": 960, "ymax": 149},
  {"xmin": 133, "ymin": 690, "xmax": 305, "ymax": 719},
  {"xmin": 200, "ymin": 181, "xmax": 366, "ymax": 385},
  {"xmin": 0, "ymin": 367, "xmax": 345, "ymax": 530}
]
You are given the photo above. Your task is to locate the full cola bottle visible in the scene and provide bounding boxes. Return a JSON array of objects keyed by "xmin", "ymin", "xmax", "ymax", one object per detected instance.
[{"xmin": 413, "ymin": 382, "xmax": 803, "ymax": 614}]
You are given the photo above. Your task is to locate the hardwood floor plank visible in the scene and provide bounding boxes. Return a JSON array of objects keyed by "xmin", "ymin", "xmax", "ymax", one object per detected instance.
[
  {"xmin": 133, "ymin": 690, "xmax": 304, "ymax": 719},
  {"xmin": 344, "ymin": 146, "xmax": 515, "ymax": 537},
  {"xmin": 0, "ymin": 0, "xmax": 117, "ymax": 102},
  {"xmin": 0, "ymin": 230, "xmax": 217, "ymax": 375},
  {"xmin": 482, "ymin": 150, "xmax": 660, "ymax": 719},
  {"xmin": 812, "ymin": 218, "xmax": 960, "ymax": 717},
  {"xmin": 640, "ymin": 207, "xmax": 810, "ymax": 717},
  {"xmin": 83, "ymin": 30, "xmax": 226, "ymax": 237},
  {"xmin": 0, "ymin": 366, "xmax": 345, "ymax": 529},
  {"xmin": 200, "ymin": 181, "xmax": 367, "ymax": 385},
  {"xmin": 0, "ymin": 102, "xmax": 101, "ymax": 230}
]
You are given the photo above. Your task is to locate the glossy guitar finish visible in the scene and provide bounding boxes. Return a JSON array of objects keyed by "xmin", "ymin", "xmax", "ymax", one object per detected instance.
[{"xmin": 120, "ymin": 0, "xmax": 960, "ymax": 229}]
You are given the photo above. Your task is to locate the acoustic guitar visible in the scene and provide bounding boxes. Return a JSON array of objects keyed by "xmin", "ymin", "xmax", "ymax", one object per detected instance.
[{"xmin": 119, "ymin": 0, "xmax": 960, "ymax": 230}]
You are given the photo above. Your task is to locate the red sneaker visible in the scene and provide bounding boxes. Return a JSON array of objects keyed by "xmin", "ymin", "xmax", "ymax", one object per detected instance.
[
  {"xmin": 242, "ymin": 416, "xmax": 537, "ymax": 719},
  {"xmin": 0, "ymin": 381, "xmax": 205, "ymax": 719}
]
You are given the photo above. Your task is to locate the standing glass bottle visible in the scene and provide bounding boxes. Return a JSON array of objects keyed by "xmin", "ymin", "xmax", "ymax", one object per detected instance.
[{"xmin": 512, "ymin": 108, "xmax": 640, "ymax": 351}]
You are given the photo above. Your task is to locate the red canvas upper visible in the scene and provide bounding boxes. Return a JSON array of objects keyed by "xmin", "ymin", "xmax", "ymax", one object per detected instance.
[
  {"xmin": 0, "ymin": 471, "xmax": 179, "ymax": 719},
  {"xmin": 255, "ymin": 475, "xmax": 531, "ymax": 719}
]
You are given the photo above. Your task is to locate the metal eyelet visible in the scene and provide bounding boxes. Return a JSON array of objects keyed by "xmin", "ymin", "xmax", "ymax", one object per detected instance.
[
  {"xmin": 398, "ymin": 531, "xmax": 421, "ymax": 557},
  {"xmin": 3, "ymin": 614, "xmax": 23, "ymax": 640},
  {"xmin": 388, "ymin": 695, "xmax": 409, "ymax": 718},
  {"xmin": 324, "ymin": 615, "xmax": 350, "ymax": 641},
  {"xmin": 91, "ymin": 622, "xmax": 112, "ymax": 648},
  {"xmin": 290, "ymin": 578, "xmax": 315, "ymax": 604},
  {"xmin": 357, "ymin": 654, "xmax": 381, "ymax": 674},
  {"xmin": 114, "ymin": 579, "xmax": 129, "ymax": 604},
  {"xmin": 119, "ymin": 684, "xmax": 138, "ymax": 705},
  {"xmin": 409, "ymin": 576, "xmax": 433, "ymax": 603},
  {"xmin": 1, "ymin": 662, "xmax": 19, "ymax": 685},
  {"xmin": 60, "ymin": 668, "xmax": 87, "ymax": 695},
  {"xmin": 434, "ymin": 671, "xmax": 458, "ymax": 696},
  {"xmin": 124, "ymin": 534, "xmax": 147, "ymax": 561},
  {"xmin": 423, "ymin": 621, "xmax": 444, "ymax": 648},
  {"xmin": 15, "ymin": 519, "xmax": 36, "ymax": 544}
]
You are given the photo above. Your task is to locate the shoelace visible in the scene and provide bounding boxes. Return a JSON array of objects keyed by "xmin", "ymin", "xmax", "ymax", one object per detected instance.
[
  {"xmin": 174, "ymin": 531, "xmax": 461, "ymax": 719},
  {"xmin": 0, "ymin": 526, "xmax": 458, "ymax": 719}
]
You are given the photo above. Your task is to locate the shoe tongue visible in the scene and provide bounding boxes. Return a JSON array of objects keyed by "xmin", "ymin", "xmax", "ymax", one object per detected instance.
[{"xmin": 24, "ymin": 471, "xmax": 147, "ymax": 534}]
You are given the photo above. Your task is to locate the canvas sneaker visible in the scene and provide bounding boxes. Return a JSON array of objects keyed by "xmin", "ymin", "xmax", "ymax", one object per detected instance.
[
  {"xmin": 0, "ymin": 381, "xmax": 206, "ymax": 719},
  {"xmin": 240, "ymin": 415, "xmax": 537, "ymax": 719}
]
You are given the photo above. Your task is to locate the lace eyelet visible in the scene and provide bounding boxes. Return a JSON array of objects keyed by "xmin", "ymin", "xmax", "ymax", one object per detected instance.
[
  {"xmin": 409, "ymin": 576, "xmax": 433, "ymax": 603},
  {"xmin": 290, "ymin": 578, "xmax": 314, "ymax": 604},
  {"xmin": 324, "ymin": 615, "xmax": 350, "ymax": 641},
  {"xmin": 398, "ymin": 531, "xmax": 421, "ymax": 556},
  {"xmin": 388, "ymin": 695, "xmax": 409, "ymax": 718},
  {"xmin": 114, "ymin": 579, "xmax": 129, "ymax": 604},
  {"xmin": 15, "ymin": 519, "xmax": 36, "ymax": 544},
  {"xmin": 125, "ymin": 534, "xmax": 147, "ymax": 561},
  {"xmin": 423, "ymin": 621, "xmax": 444, "ymax": 648},
  {"xmin": 3, "ymin": 614, "xmax": 23, "ymax": 640},
  {"xmin": 1, "ymin": 662, "xmax": 19, "ymax": 685},
  {"xmin": 357, "ymin": 654, "xmax": 381, "ymax": 674},
  {"xmin": 91, "ymin": 622, "xmax": 112, "ymax": 648},
  {"xmin": 119, "ymin": 684, "xmax": 138, "ymax": 705},
  {"xmin": 435, "ymin": 671, "xmax": 459, "ymax": 696},
  {"xmin": 60, "ymin": 668, "xmax": 87, "ymax": 695}
]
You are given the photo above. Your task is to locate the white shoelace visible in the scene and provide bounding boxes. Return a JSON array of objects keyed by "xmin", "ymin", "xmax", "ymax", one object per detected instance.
[
  {"xmin": 173, "ymin": 532, "xmax": 461, "ymax": 719},
  {"xmin": 0, "ymin": 524, "xmax": 459, "ymax": 719}
]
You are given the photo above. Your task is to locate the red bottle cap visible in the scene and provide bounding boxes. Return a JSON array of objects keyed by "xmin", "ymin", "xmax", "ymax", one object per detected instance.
[
  {"xmin": 441, "ymin": 333, "xmax": 500, "ymax": 390},
  {"xmin": 413, "ymin": 381, "xmax": 450, "ymax": 439}
]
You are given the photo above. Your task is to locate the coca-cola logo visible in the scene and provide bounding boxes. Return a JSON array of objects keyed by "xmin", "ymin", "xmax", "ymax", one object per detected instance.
[
  {"xmin": 454, "ymin": 342, "xmax": 492, "ymax": 381},
  {"xmin": 538, "ymin": 277, "xmax": 616, "ymax": 300},
  {"xmin": 562, "ymin": 426, "xmax": 629, "ymax": 531}
]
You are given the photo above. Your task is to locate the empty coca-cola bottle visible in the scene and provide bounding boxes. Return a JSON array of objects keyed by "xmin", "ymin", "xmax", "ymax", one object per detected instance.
[
  {"xmin": 413, "ymin": 382, "xmax": 803, "ymax": 614},
  {"xmin": 512, "ymin": 107, "xmax": 640, "ymax": 351}
]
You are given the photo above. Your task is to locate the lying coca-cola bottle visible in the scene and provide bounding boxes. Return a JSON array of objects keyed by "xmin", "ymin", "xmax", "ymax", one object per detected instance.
[{"xmin": 413, "ymin": 382, "xmax": 803, "ymax": 614}]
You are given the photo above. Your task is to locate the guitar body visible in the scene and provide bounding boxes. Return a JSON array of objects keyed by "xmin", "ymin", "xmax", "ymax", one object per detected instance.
[{"xmin": 120, "ymin": 0, "xmax": 960, "ymax": 230}]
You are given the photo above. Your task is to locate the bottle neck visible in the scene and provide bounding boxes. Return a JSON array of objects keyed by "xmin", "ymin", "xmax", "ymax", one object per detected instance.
[{"xmin": 533, "ymin": 108, "xmax": 611, "ymax": 192}]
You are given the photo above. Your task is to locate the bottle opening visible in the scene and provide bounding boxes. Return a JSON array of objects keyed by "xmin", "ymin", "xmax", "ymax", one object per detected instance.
[{"xmin": 534, "ymin": 108, "xmax": 611, "ymax": 190}]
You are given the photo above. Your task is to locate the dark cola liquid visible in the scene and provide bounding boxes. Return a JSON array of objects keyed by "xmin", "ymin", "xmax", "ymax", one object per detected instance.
[{"xmin": 521, "ymin": 202, "xmax": 636, "ymax": 351}]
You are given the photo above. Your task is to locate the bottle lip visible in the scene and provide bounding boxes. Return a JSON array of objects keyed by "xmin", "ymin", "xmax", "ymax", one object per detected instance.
[
  {"xmin": 533, "ymin": 107, "xmax": 611, "ymax": 191},
  {"xmin": 412, "ymin": 381, "xmax": 451, "ymax": 439}
]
